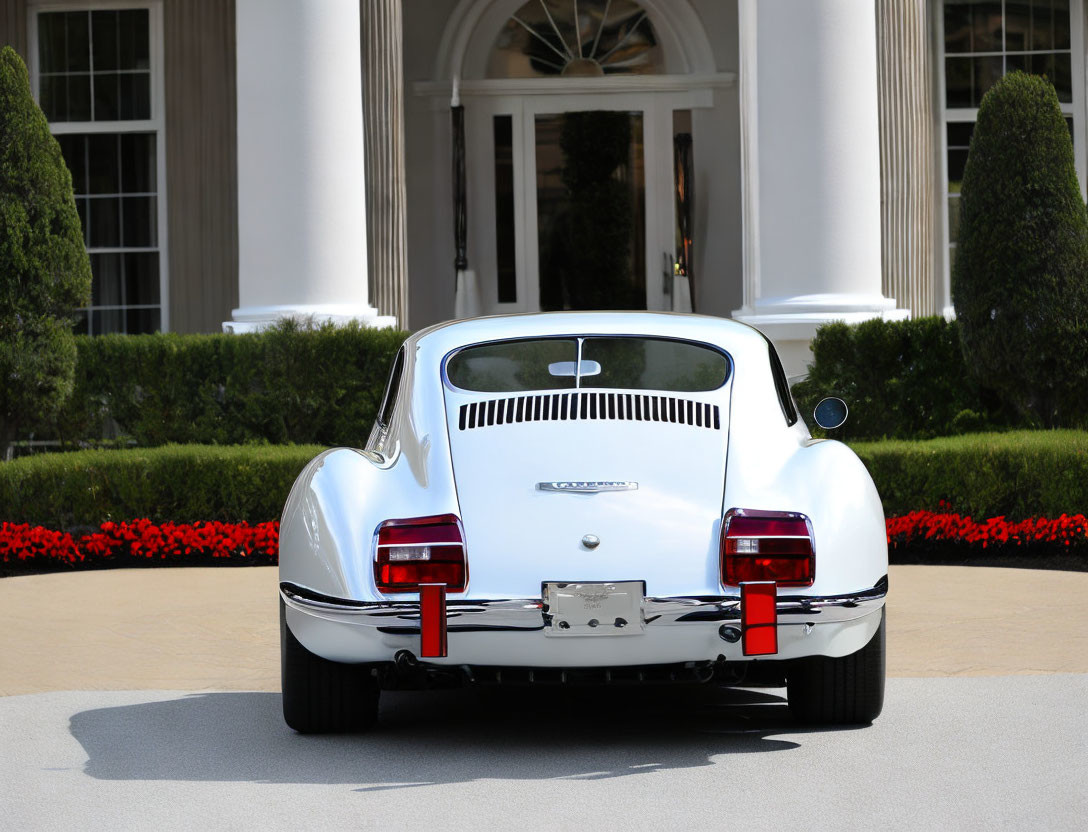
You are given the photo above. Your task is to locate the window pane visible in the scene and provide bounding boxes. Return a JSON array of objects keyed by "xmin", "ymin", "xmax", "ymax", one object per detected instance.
[
  {"xmin": 580, "ymin": 338, "xmax": 730, "ymax": 392},
  {"xmin": 91, "ymin": 10, "xmax": 119, "ymax": 71},
  {"xmin": 537, "ymin": 111, "xmax": 645, "ymax": 311},
  {"xmin": 118, "ymin": 73, "xmax": 151, "ymax": 119},
  {"xmin": 55, "ymin": 131, "xmax": 84, "ymax": 187},
  {"xmin": 947, "ymin": 121, "xmax": 975, "ymax": 148},
  {"xmin": 487, "ymin": 0, "xmax": 663, "ymax": 78},
  {"xmin": 121, "ymin": 196, "xmax": 157, "ymax": 247},
  {"xmin": 971, "ymin": 2, "xmax": 1003, "ymax": 51},
  {"xmin": 493, "ymin": 115, "xmax": 516, "ymax": 303},
  {"xmin": 948, "ymin": 196, "xmax": 962, "ymax": 242},
  {"xmin": 118, "ymin": 10, "xmax": 150, "ymax": 70},
  {"xmin": 948, "ymin": 149, "xmax": 969, "ymax": 189},
  {"xmin": 87, "ymin": 134, "xmax": 120, "ymax": 193},
  {"xmin": 73, "ymin": 310, "xmax": 89, "ymax": 335},
  {"xmin": 125, "ymin": 307, "xmax": 160, "ymax": 335},
  {"xmin": 91, "ymin": 253, "xmax": 122, "ymax": 306},
  {"xmin": 65, "ymin": 12, "xmax": 90, "ymax": 72},
  {"xmin": 88, "ymin": 197, "xmax": 121, "ymax": 247},
  {"xmin": 944, "ymin": 1, "xmax": 972, "ymax": 52},
  {"xmin": 38, "ymin": 14, "xmax": 66, "ymax": 73},
  {"xmin": 120, "ymin": 133, "xmax": 156, "ymax": 192},
  {"xmin": 1051, "ymin": 0, "xmax": 1071, "ymax": 49},
  {"xmin": 124, "ymin": 253, "xmax": 160, "ymax": 305},
  {"xmin": 447, "ymin": 339, "xmax": 578, "ymax": 392},
  {"xmin": 94, "ymin": 72, "xmax": 121, "ymax": 120},
  {"xmin": 39, "ymin": 75, "xmax": 67, "ymax": 121},
  {"xmin": 74, "ymin": 198, "xmax": 88, "ymax": 245},
  {"xmin": 69, "ymin": 74, "xmax": 92, "ymax": 121},
  {"xmin": 946, "ymin": 55, "xmax": 1003, "ymax": 108},
  {"xmin": 1028, "ymin": 52, "xmax": 1072, "ymax": 103},
  {"xmin": 92, "ymin": 309, "xmax": 124, "ymax": 334},
  {"xmin": 1004, "ymin": 1, "xmax": 1030, "ymax": 50}
]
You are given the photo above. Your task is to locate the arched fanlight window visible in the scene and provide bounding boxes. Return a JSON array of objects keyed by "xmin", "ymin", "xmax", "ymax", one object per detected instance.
[{"xmin": 488, "ymin": 0, "xmax": 662, "ymax": 78}]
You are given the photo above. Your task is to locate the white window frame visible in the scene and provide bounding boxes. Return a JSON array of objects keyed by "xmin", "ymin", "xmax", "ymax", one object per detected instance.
[
  {"xmin": 27, "ymin": 0, "xmax": 169, "ymax": 333},
  {"xmin": 937, "ymin": 0, "xmax": 1086, "ymax": 316}
]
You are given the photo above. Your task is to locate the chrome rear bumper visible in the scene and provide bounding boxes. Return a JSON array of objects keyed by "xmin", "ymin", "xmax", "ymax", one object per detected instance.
[
  {"xmin": 280, "ymin": 577, "xmax": 887, "ymax": 667},
  {"xmin": 280, "ymin": 576, "xmax": 887, "ymax": 628}
]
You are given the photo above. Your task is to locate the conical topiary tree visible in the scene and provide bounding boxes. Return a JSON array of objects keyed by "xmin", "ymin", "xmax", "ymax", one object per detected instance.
[
  {"xmin": 953, "ymin": 71, "xmax": 1088, "ymax": 428},
  {"xmin": 0, "ymin": 46, "xmax": 91, "ymax": 453}
]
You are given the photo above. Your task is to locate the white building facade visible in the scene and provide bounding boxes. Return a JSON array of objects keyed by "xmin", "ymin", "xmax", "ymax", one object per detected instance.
[{"xmin": 3, "ymin": 0, "xmax": 1083, "ymax": 374}]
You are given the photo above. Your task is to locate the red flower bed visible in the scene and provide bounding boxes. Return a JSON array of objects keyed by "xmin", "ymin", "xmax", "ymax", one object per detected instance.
[
  {"xmin": 0, "ymin": 519, "xmax": 279, "ymax": 571},
  {"xmin": 886, "ymin": 507, "xmax": 1088, "ymax": 550},
  {"xmin": 2, "ymin": 510, "xmax": 1086, "ymax": 575}
]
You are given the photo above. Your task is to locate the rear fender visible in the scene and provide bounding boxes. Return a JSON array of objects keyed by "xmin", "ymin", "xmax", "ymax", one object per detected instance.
[
  {"xmin": 723, "ymin": 435, "xmax": 887, "ymax": 595},
  {"xmin": 279, "ymin": 448, "xmax": 460, "ymax": 603}
]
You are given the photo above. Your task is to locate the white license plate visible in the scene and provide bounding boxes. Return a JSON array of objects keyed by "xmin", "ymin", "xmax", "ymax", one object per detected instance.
[{"xmin": 542, "ymin": 581, "xmax": 645, "ymax": 637}]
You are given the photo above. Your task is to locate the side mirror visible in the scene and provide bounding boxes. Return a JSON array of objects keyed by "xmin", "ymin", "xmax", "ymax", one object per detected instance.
[{"xmin": 813, "ymin": 397, "xmax": 849, "ymax": 430}]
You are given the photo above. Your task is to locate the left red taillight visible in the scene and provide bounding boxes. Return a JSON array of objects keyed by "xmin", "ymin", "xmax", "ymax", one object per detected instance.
[
  {"xmin": 721, "ymin": 509, "xmax": 814, "ymax": 587},
  {"xmin": 374, "ymin": 514, "xmax": 467, "ymax": 593}
]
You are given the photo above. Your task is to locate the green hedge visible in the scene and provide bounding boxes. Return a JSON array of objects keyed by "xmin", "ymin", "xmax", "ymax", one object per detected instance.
[
  {"xmin": 0, "ymin": 444, "xmax": 324, "ymax": 528},
  {"xmin": 29, "ymin": 321, "xmax": 408, "ymax": 448},
  {"xmin": 791, "ymin": 317, "xmax": 1008, "ymax": 441},
  {"xmin": 3, "ymin": 433, "xmax": 1085, "ymax": 530},
  {"xmin": 854, "ymin": 430, "xmax": 1088, "ymax": 520}
]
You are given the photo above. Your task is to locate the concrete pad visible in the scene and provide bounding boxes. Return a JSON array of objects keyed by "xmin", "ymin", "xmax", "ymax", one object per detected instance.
[
  {"xmin": 1, "ymin": 565, "xmax": 1087, "ymax": 696},
  {"xmin": 1, "ymin": 677, "xmax": 1086, "ymax": 830}
]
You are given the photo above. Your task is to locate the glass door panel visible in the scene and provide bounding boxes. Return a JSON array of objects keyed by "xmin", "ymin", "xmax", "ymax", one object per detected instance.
[{"xmin": 534, "ymin": 110, "xmax": 646, "ymax": 310}]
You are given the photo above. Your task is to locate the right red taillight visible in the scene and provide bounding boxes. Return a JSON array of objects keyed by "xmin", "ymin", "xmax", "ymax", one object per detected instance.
[
  {"xmin": 374, "ymin": 514, "xmax": 467, "ymax": 593},
  {"xmin": 721, "ymin": 509, "xmax": 814, "ymax": 587}
]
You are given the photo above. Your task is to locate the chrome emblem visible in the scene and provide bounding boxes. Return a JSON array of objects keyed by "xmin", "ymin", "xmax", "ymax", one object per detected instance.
[
  {"xmin": 581, "ymin": 534, "xmax": 600, "ymax": 549},
  {"xmin": 537, "ymin": 481, "xmax": 638, "ymax": 494}
]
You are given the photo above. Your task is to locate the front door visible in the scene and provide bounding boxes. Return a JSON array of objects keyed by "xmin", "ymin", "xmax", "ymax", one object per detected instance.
[{"xmin": 466, "ymin": 93, "xmax": 678, "ymax": 314}]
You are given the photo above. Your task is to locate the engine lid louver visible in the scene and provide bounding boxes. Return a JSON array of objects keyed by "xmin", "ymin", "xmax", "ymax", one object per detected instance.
[{"xmin": 457, "ymin": 392, "xmax": 720, "ymax": 431}]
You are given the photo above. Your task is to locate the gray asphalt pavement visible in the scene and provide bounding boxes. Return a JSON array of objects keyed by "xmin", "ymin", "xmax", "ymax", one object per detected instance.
[{"xmin": 2, "ymin": 675, "xmax": 1085, "ymax": 831}]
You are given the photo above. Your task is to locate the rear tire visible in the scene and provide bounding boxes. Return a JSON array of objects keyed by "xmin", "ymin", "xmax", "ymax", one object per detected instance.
[
  {"xmin": 786, "ymin": 607, "xmax": 885, "ymax": 725},
  {"xmin": 280, "ymin": 599, "xmax": 380, "ymax": 733}
]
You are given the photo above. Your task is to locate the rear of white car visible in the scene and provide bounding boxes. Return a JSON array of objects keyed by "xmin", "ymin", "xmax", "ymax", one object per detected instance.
[{"xmin": 278, "ymin": 313, "xmax": 887, "ymax": 733}]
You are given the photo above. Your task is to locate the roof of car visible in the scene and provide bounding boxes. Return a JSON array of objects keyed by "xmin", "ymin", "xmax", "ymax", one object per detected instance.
[{"xmin": 408, "ymin": 311, "xmax": 768, "ymax": 355}]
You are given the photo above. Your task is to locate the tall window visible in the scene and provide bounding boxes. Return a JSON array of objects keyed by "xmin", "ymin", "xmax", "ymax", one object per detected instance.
[
  {"xmin": 940, "ymin": 1, "xmax": 1084, "ymax": 306},
  {"xmin": 32, "ymin": 4, "xmax": 165, "ymax": 334}
]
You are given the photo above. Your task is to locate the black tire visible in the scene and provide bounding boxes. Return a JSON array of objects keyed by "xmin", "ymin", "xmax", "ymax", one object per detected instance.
[
  {"xmin": 280, "ymin": 599, "xmax": 380, "ymax": 733},
  {"xmin": 786, "ymin": 607, "xmax": 886, "ymax": 725}
]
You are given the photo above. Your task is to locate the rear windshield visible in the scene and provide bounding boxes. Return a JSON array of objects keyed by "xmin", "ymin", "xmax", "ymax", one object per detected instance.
[{"xmin": 446, "ymin": 337, "xmax": 730, "ymax": 393}]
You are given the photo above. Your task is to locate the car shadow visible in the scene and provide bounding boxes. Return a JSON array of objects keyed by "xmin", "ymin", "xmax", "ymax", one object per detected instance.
[{"xmin": 69, "ymin": 685, "xmax": 861, "ymax": 787}]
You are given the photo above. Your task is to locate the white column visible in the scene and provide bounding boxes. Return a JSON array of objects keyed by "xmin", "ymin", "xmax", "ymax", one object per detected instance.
[
  {"xmin": 733, "ymin": 0, "xmax": 907, "ymax": 376},
  {"xmin": 226, "ymin": 0, "xmax": 395, "ymax": 332}
]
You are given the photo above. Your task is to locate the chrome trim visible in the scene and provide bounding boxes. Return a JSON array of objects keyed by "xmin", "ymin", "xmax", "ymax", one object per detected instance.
[{"xmin": 280, "ymin": 576, "xmax": 887, "ymax": 628}]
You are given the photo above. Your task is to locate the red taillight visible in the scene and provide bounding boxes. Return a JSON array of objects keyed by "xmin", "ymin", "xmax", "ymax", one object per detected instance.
[
  {"xmin": 375, "ymin": 514, "xmax": 467, "ymax": 593},
  {"xmin": 721, "ymin": 509, "xmax": 814, "ymax": 587}
]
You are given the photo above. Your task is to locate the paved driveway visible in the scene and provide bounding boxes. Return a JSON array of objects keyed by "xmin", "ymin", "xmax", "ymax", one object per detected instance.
[{"xmin": 1, "ymin": 566, "xmax": 1086, "ymax": 829}]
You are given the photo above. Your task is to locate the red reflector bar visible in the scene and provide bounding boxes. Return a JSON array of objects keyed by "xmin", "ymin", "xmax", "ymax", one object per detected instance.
[
  {"xmin": 420, "ymin": 583, "xmax": 448, "ymax": 658},
  {"xmin": 741, "ymin": 582, "xmax": 778, "ymax": 656}
]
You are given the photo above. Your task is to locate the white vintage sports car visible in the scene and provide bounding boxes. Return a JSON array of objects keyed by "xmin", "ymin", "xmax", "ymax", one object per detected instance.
[{"xmin": 279, "ymin": 312, "xmax": 887, "ymax": 732}]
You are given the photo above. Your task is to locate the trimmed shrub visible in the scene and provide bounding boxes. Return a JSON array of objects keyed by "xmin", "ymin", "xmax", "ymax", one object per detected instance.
[
  {"xmin": 2, "ymin": 432, "xmax": 1084, "ymax": 532},
  {"xmin": 0, "ymin": 47, "xmax": 92, "ymax": 449},
  {"xmin": 791, "ymin": 317, "xmax": 1003, "ymax": 441},
  {"xmin": 853, "ymin": 430, "xmax": 1088, "ymax": 521},
  {"xmin": 953, "ymin": 72, "xmax": 1088, "ymax": 428},
  {"xmin": 35, "ymin": 320, "xmax": 409, "ymax": 448},
  {"xmin": 0, "ymin": 444, "xmax": 324, "ymax": 528}
]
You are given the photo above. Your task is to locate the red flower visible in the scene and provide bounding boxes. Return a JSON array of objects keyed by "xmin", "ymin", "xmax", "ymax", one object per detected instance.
[{"xmin": 0, "ymin": 520, "xmax": 280, "ymax": 568}]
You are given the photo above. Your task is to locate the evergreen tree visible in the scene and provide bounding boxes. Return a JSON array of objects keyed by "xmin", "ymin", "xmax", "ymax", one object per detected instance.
[
  {"xmin": 953, "ymin": 71, "xmax": 1088, "ymax": 426},
  {"xmin": 0, "ymin": 46, "xmax": 91, "ymax": 452}
]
